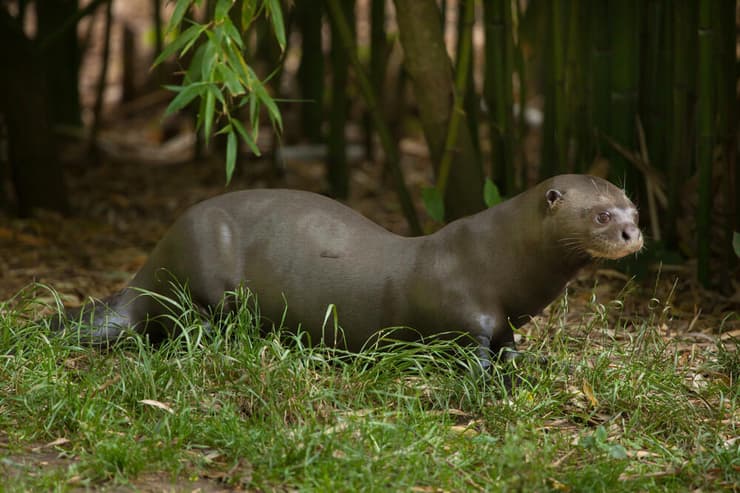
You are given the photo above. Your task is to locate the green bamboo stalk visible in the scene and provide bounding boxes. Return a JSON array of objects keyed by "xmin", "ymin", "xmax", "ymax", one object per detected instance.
[
  {"xmin": 552, "ymin": 0, "xmax": 567, "ymax": 173},
  {"xmin": 370, "ymin": 0, "xmax": 387, "ymax": 94},
  {"xmin": 327, "ymin": 0, "xmax": 354, "ymax": 199},
  {"xmin": 482, "ymin": 0, "xmax": 503, "ymax": 185},
  {"xmin": 153, "ymin": 0, "xmax": 163, "ymax": 83},
  {"xmin": 660, "ymin": 4, "xmax": 674, "ymax": 239},
  {"xmin": 437, "ymin": 0, "xmax": 475, "ymax": 196},
  {"xmin": 37, "ymin": 0, "xmax": 82, "ymax": 126},
  {"xmin": 17, "ymin": 0, "xmax": 27, "ymax": 25},
  {"xmin": 513, "ymin": 0, "xmax": 526, "ymax": 190},
  {"xmin": 564, "ymin": 0, "xmax": 578, "ymax": 169},
  {"xmin": 483, "ymin": 0, "xmax": 514, "ymax": 194},
  {"xmin": 566, "ymin": 0, "xmax": 588, "ymax": 172},
  {"xmin": 364, "ymin": 0, "xmax": 387, "ymax": 161},
  {"xmin": 501, "ymin": 0, "xmax": 515, "ymax": 192},
  {"xmin": 456, "ymin": 0, "xmax": 480, "ymax": 159},
  {"xmin": 589, "ymin": 1, "xmax": 610, "ymax": 159},
  {"xmin": 297, "ymin": 0, "xmax": 324, "ymax": 143},
  {"xmin": 152, "ymin": 0, "xmax": 163, "ymax": 53},
  {"xmin": 394, "ymin": 0, "xmax": 484, "ymax": 219},
  {"xmin": 88, "ymin": 0, "xmax": 112, "ymax": 157},
  {"xmin": 715, "ymin": 0, "xmax": 735, "ymax": 162},
  {"xmin": 439, "ymin": 0, "xmax": 447, "ymax": 35},
  {"xmin": 608, "ymin": 0, "xmax": 639, "ymax": 190},
  {"xmin": 656, "ymin": 0, "xmax": 672, "ymax": 174},
  {"xmin": 37, "ymin": 0, "xmax": 108, "ymax": 52},
  {"xmin": 667, "ymin": 0, "xmax": 696, "ymax": 248},
  {"xmin": 695, "ymin": 0, "xmax": 715, "ymax": 286},
  {"xmin": 539, "ymin": 0, "xmax": 556, "ymax": 178},
  {"xmin": 641, "ymin": 0, "xmax": 669, "ymax": 181},
  {"xmin": 715, "ymin": 0, "xmax": 738, "ymax": 284},
  {"xmin": 324, "ymin": 0, "xmax": 421, "ymax": 234},
  {"xmin": 388, "ymin": 63, "xmax": 408, "ymax": 162}
]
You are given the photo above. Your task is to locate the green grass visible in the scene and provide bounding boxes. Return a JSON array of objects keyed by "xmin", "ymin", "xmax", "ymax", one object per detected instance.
[{"xmin": 0, "ymin": 284, "xmax": 737, "ymax": 491}]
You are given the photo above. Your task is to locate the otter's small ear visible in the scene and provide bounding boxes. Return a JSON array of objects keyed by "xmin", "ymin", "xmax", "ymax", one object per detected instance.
[{"xmin": 545, "ymin": 189, "xmax": 564, "ymax": 209}]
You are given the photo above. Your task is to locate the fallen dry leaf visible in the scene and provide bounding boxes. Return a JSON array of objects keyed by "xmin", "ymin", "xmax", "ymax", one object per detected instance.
[
  {"xmin": 139, "ymin": 399, "xmax": 174, "ymax": 414},
  {"xmin": 582, "ymin": 379, "xmax": 599, "ymax": 408}
]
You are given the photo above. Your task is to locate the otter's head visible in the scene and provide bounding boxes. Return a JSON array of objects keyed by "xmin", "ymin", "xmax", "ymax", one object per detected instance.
[{"xmin": 543, "ymin": 175, "xmax": 643, "ymax": 260}]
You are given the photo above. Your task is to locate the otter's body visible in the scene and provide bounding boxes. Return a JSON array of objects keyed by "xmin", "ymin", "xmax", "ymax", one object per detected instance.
[{"xmin": 56, "ymin": 175, "xmax": 643, "ymax": 368}]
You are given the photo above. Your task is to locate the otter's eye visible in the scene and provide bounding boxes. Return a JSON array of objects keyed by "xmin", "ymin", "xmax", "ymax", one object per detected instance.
[{"xmin": 596, "ymin": 211, "xmax": 611, "ymax": 224}]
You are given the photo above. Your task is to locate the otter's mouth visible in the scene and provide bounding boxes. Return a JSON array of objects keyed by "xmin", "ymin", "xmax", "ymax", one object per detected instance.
[{"xmin": 587, "ymin": 234, "xmax": 644, "ymax": 260}]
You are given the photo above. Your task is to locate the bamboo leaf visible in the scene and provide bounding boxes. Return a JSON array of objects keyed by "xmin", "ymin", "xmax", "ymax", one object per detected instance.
[
  {"xmin": 210, "ymin": 83, "xmax": 226, "ymax": 105},
  {"xmin": 212, "ymin": 23, "xmax": 224, "ymax": 47},
  {"xmin": 266, "ymin": 0, "xmax": 286, "ymax": 50},
  {"xmin": 248, "ymin": 92, "xmax": 258, "ymax": 127},
  {"xmin": 181, "ymin": 25, "xmax": 206, "ymax": 57},
  {"xmin": 422, "ymin": 187, "xmax": 445, "ymax": 223},
  {"xmin": 253, "ymin": 79, "xmax": 282, "ymax": 130},
  {"xmin": 225, "ymin": 42, "xmax": 250, "ymax": 83},
  {"xmin": 164, "ymin": 83, "xmax": 206, "ymax": 116},
  {"xmin": 214, "ymin": 124, "xmax": 231, "ymax": 136},
  {"xmin": 232, "ymin": 118, "xmax": 261, "ymax": 155},
  {"xmin": 214, "ymin": 0, "xmax": 232, "ymax": 20},
  {"xmin": 223, "ymin": 17, "xmax": 244, "ymax": 49},
  {"xmin": 153, "ymin": 23, "xmax": 203, "ymax": 66},
  {"xmin": 185, "ymin": 43, "xmax": 207, "ymax": 83},
  {"xmin": 241, "ymin": 0, "xmax": 258, "ymax": 31},
  {"xmin": 203, "ymin": 85, "xmax": 216, "ymax": 142},
  {"xmin": 225, "ymin": 128, "xmax": 237, "ymax": 183},
  {"xmin": 219, "ymin": 65, "xmax": 245, "ymax": 95},
  {"xmin": 483, "ymin": 178, "xmax": 502, "ymax": 207},
  {"xmin": 200, "ymin": 41, "xmax": 217, "ymax": 82},
  {"xmin": 166, "ymin": 0, "xmax": 192, "ymax": 33}
]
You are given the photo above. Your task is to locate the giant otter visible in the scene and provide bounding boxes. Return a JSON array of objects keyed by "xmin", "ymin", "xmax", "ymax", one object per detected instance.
[{"xmin": 53, "ymin": 174, "xmax": 643, "ymax": 370}]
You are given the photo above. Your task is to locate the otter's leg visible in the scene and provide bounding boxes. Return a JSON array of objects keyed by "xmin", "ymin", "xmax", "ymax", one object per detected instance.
[
  {"xmin": 470, "ymin": 314, "xmax": 541, "ymax": 391},
  {"xmin": 475, "ymin": 334, "xmax": 494, "ymax": 373},
  {"xmin": 468, "ymin": 312, "xmax": 510, "ymax": 376}
]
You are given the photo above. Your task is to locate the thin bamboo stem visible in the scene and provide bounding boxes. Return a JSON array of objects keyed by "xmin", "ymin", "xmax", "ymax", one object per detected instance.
[
  {"xmin": 695, "ymin": 0, "xmax": 715, "ymax": 286},
  {"xmin": 502, "ymin": 0, "xmax": 515, "ymax": 192},
  {"xmin": 715, "ymin": 0, "xmax": 738, "ymax": 287},
  {"xmin": 88, "ymin": 0, "xmax": 112, "ymax": 157},
  {"xmin": 667, "ymin": 0, "xmax": 696, "ymax": 248},
  {"xmin": 297, "ymin": 0, "xmax": 324, "ymax": 143},
  {"xmin": 325, "ymin": 0, "xmax": 421, "ymax": 234},
  {"xmin": 608, "ymin": 0, "xmax": 639, "ymax": 190},
  {"xmin": 327, "ymin": 0, "xmax": 354, "ymax": 199},
  {"xmin": 552, "ymin": 0, "xmax": 567, "ymax": 172},
  {"xmin": 437, "ymin": 0, "xmax": 475, "ymax": 196},
  {"xmin": 589, "ymin": 1, "xmax": 610, "ymax": 158},
  {"xmin": 456, "ymin": 0, "xmax": 480, "ymax": 159}
]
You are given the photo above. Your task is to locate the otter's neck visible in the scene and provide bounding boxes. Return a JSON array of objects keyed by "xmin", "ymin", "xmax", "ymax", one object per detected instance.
[{"xmin": 427, "ymin": 189, "xmax": 592, "ymax": 317}]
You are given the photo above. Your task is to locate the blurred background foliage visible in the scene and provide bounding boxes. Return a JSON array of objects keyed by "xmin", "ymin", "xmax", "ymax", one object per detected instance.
[{"xmin": 0, "ymin": 0, "xmax": 737, "ymax": 289}]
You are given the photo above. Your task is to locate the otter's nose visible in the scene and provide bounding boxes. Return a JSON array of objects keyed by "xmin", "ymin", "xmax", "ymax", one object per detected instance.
[{"xmin": 621, "ymin": 224, "xmax": 640, "ymax": 243}]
